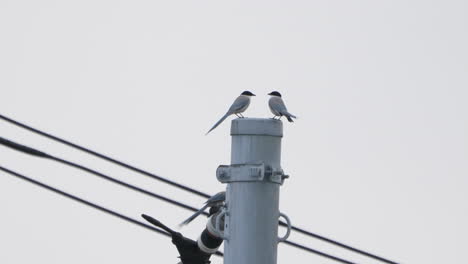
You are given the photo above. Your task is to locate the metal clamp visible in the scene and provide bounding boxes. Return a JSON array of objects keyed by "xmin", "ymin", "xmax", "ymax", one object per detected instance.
[
  {"xmin": 267, "ymin": 167, "xmax": 289, "ymax": 185},
  {"xmin": 217, "ymin": 164, "xmax": 265, "ymax": 182},
  {"xmin": 217, "ymin": 163, "xmax": 288, "ymax": 184},
  {"xmin": 214, "ymin": 209, "xmax": 228, "ymax": 241},
  {"xmin": 278, "ymin": 212, "xmax": 291, "ymax": 243}
]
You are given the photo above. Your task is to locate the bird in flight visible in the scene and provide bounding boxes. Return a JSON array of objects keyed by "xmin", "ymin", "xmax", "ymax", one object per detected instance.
[
  {"xmin": 268, "ymin": 91, "xmax": 297, "ymax": 122},
  {"xmin": 206, "ymin": 91, "xmax": 256, "ymax": 134},
  {"xmin": 179, "ymin": 191, "xmax": 226, "ymax": 226}
]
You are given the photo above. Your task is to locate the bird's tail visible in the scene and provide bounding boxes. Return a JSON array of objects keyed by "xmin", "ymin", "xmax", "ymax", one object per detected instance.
[
  {"xmin": 178, "ymin": 204, "xmax": 209, "ymax": 227},
  {"xmin": 206, "ymin": 113, "xmax": 230, "ymax": 135},
  {"xmin": 285, "ymin": 112, "xmax": 297, "ymax": 123}
]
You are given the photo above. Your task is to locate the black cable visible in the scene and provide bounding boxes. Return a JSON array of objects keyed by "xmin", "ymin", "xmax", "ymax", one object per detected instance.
[
  {"xmin": 282, "ymin": 225, "xmax": 398, "ymax": 264},
  {"xmin": 0, "ymin": 165, "xmax": 363, "ymax": 263},
  {"xmin": 0, "ymin": 136, "xmax": 335, "ymax": 259},
  {"xmin": 0, "ymin": 137, "xmax": 49, "ymax": 158},
  {"xmin": 0, "ymin": 136, "xmax": 208, "ymax": 216},
  {"xmin": 0, "ymin": 114, "xmax": 399, "ymax": 264},
  {"xmin": 283, "ymin": 240, "xmax": 358, "ymax": 264},
  {"xmin": 0, "ymin": 165, "xmax": 222, "ymax": 258},
  {"xmin": 0, "ymin": 114, "xmax": 210, "ymax": 198}
]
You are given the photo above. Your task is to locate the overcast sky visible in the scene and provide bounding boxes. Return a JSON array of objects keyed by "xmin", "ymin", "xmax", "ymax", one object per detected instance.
[{"xmin": 1, "ymin": 1, "xmax": 467, "ymax": 263}]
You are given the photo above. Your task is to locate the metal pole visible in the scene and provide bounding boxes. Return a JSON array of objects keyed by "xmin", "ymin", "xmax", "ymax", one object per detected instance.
[{"xmin": 216, "ymin": 118, "xmax": 285, "ymax": 264}]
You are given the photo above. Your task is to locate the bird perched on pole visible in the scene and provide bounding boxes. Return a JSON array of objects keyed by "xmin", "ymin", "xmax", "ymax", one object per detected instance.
[
  {"xmin": 179, "ymin": 191, "xmax": 226, "ymax": 227},
  {"xmin": 206, "ymin": 91, "xmax": 255, "ymax": 134},
  {"xmin": 268, "ymin": 91, "xmax": 297, "ymax": 122}
]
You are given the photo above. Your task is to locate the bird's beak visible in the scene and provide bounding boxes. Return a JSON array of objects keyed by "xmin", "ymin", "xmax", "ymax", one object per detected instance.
[
  {"xmin": 252, "ymin": 93, "xmax": 256, "ymax": 96},
  {"xmin": 267, "ymin": 92, "xmax": 272, "ymax": 95}
]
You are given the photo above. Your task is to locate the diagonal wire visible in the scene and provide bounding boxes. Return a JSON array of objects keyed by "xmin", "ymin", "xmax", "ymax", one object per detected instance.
[
  {"xmin": 283, "ymin": 240, "xmax": 357, "ymax": 264},
  {"xmin": 0, "ymin": 166, "xmax": 364, "ymax": 264},
  {"xmin": 0, "ymin": 136, "xmax": 208, "ymax": 216},
  {"xmin": 0, "ymin": 114, "xmax": 399, "ymax": 264},
  {"xmin": 0, "ymin": 136, "xmax": 342, "ymax": 260},
  {"xmin": 283, "ymin": 226, "xmax": 397, "ymax": 264},
  {"xmin": 0, "ymin": 114, "xmax": 210, "ymax": 198},
  {"xmin": 0, "ymin": 165, "xmax": 223, "ymax": 258}
]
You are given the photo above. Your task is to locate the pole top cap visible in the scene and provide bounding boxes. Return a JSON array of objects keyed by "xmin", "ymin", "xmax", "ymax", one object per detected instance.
[{"xmin": 230, "ymin": 118, "xmax": 283, "ymax": 137}]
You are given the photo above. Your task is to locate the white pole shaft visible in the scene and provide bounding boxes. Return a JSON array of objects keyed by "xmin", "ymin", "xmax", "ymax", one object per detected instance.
[{"xmin": 223, "ymin": 118, "xmax": 283, "ymax": 264}]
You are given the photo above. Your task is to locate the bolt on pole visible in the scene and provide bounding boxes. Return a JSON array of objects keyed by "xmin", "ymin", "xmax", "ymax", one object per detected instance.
[{"xmin": 216, "ymin": 118, "xmax": 287, "ymax": 264}]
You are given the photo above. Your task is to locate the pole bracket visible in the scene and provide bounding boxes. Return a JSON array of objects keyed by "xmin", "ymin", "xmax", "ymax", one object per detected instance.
[
  {"xmin": 217, "ymin": 163, "xmax": 288, "ymax": 184},
  {"xmin": 278, "ymin": 212, "xmax": 292, "ymax": 243}
]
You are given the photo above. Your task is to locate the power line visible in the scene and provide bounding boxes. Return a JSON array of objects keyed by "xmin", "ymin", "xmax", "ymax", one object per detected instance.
[
  {"xmin": 0, "ymin": 114, "xmax": 210, "ymax": 198},
  {"xmin": 0, "ymin": 121, "xmax": 392, "ymax": 262},
  {"xmin": 0, "ymin": 136, "xmax": 342, "ymax": 261},
  {"xmin": 0, "ymin": 165, "xmax": 223, "ymax": 258},
  {"xmin": 284, "ymin": 227, "xmax": 398, "ymax": 264},
  {"xmin": 0, "ymin": 114, "xmax": 399, "ymax": 264},
  {"xmin": 0, "ymin": 136, "xmax": 208, "ymax": 216},
  {"xmin": 0, "ymin": 165, "xmax": 362, "ymax": 264},
  {"xmin": 283, "ymin": 240, "xmax": 357, "ymax": 264}
]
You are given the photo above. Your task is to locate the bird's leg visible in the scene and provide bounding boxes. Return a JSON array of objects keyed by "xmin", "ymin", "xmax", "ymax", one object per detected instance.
[
  {"xmin": 239, "ymin": 113, "xmax": 245, "ymax": 118},
  {"xmin": 235, "ymin": 113, "xmax": 241, "ymax": 118}
]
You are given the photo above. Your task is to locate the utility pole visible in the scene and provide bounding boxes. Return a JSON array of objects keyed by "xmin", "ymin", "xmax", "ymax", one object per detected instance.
[{"xmin": 217, "ymin": 118, "xmax": 289, "ymax": 264}]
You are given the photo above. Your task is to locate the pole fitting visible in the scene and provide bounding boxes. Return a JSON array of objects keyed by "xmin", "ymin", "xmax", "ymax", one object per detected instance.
[
  {"xmin": 230, "ymin": 118, "xmax": 283, "ymax": 137},
  {"xmin": 217, "ymin": 163, "xmax": 287, "ymax": 184}
]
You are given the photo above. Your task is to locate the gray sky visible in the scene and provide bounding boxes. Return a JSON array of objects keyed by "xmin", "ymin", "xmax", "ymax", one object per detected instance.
[{"xmin": 1, "ymin": 1, "xmax": 467, "ymax": 263}]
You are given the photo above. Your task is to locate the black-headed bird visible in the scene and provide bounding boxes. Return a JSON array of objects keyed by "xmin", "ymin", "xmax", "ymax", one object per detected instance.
[
  {"xmin": 206, "ymin": 91, "xmax": 255, "ymax": 134},
  {"xmin": 268, "ymin": 91, "xmax": 297, "ymax": 122}
]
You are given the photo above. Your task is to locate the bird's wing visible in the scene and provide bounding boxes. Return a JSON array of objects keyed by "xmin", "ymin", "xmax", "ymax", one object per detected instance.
[
  {"xmin": 205, "ymin": 191, "xmax": 226, "ymax": 206},
  {"xmin": 270, "ymin": 97, "xmax": 297, "ymax": 120},
  {"xmin": 270, "ymin": 97, "xmax": 288, "ymax": 113},
  {"xmin": 179, "ymin": 204, "xmax": 209, "ymax": 226},
  {"xmin": 179, "ymin": 192, "xmax": 225, "ymax": 226},
  {"xmin": 228, "ymin": 96, "xmax": 250, "ymax": 114}
]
